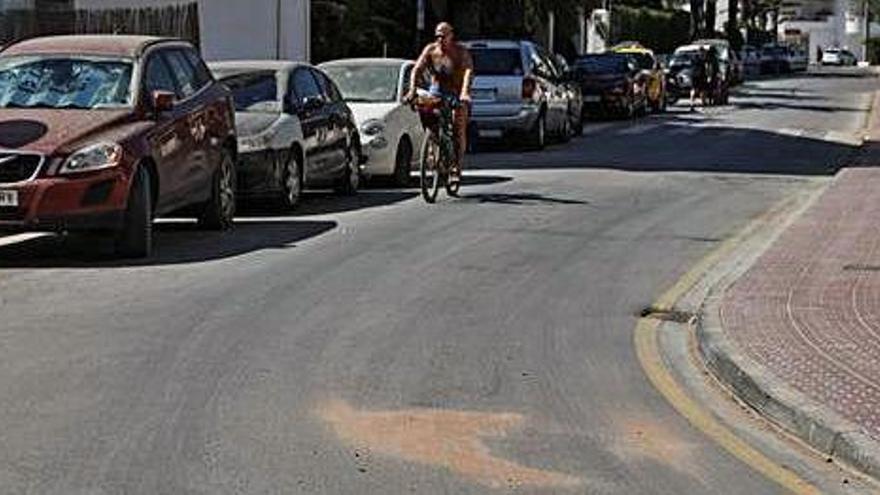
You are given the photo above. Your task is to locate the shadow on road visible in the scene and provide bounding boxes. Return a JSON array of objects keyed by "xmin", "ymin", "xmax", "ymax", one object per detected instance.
[
  {"xmin": 0, "ymin": 219, "xmax": 336, "ymax": 269},
  {"xmin": 470, "ymin": 110, "xmax": 860, "ymax": 176},
  {"xmin": 458, "ymin": 192, "xmax": 590, "ymax": 205}
]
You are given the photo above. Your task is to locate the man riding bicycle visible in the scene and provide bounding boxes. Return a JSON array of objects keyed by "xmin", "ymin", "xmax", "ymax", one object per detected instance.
[{"xmin": 405, "ymin": 22, "xmax": 474, "ymax": 184}]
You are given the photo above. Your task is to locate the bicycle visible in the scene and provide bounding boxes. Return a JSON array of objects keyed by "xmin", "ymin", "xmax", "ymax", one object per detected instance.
[{"xmin": 412, "ymin": 92, "xmax": 462, "ymax": 203}]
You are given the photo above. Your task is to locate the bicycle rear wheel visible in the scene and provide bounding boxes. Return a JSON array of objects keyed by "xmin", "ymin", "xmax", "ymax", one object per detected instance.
[{"xmin": 420, "ymin": 131, "xmax": 441, "ymax": 203}]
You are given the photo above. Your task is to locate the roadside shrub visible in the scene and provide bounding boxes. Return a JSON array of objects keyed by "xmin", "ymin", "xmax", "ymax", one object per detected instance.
[{"xmin": 611, "ymin": 5, "xmax": 691, "ymax": 54}]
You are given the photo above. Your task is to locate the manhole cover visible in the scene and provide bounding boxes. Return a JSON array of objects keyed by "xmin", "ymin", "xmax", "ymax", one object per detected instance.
[{"xmin": 639, "ymin": 306, "xmax": 695, "ymax": 324}]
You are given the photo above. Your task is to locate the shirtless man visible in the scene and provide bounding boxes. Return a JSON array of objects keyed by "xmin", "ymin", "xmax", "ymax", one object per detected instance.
[{"xmin": 405, "ymin": 22, "xmax": 474, "ymax": 181}]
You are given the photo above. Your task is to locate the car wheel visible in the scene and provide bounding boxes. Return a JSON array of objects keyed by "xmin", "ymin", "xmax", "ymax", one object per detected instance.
[
  {"xmin": 335, "ymin": 141, "xmax": 360, "ymax": 196},
  {"xmin": 278, "ymin": 149, "xmax": 303, "ymax": 210},
  {"xmin": 115, "ymin": 165, "xmax": 152, "ymax": 259},
  {"xmin": 559, "ymin": 116, "xmax": 571, "ymax": 143},
  {"xmin": 527, "ymin": 112, "xmax": 546, "ymax": 150},
  {"xmin": 198, "ymin": 150, "xmax": 236, "ymax": 230},
  {"xmin": 393, "ymin": 139, "xmax": 412, "ymax": 187}
]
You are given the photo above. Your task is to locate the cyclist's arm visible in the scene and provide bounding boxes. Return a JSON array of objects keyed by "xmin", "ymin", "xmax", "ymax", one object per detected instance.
[
  {"xmin": 459, "ymin": 47, "xmax": 474, "ymax": 101},
  {"xmin": 409, "ymin": 45, "xmax": 433, "ymax": 96}
]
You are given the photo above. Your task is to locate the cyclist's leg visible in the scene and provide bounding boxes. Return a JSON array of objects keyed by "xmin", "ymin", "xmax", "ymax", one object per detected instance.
[{"xmin": 452, "ymin": 105, "xmax": 468, "ymax": 179}]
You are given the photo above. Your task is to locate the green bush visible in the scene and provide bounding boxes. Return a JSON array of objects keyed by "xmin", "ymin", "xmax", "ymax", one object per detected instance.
[
  {"xmin": 868, "ymin": 38, "xmax": 880, "ymax": 64},
  {"xmin": 611, "ymin": 5, "xmax": 691, "ymax": 55}
]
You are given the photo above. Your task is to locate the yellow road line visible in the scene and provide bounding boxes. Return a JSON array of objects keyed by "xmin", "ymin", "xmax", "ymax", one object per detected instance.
[{"xmin": 634, "ymin": 194, "xmax": 822, "ymax": 495}]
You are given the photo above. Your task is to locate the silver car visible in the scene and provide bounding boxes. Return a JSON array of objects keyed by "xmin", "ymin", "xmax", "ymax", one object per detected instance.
[{"xmin": 465, "ymin": 40, "xmax": 571, "ymax": 150}]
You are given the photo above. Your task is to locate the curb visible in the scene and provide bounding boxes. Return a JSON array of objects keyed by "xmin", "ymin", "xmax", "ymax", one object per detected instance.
[{"xmin": 697, "ymin": 294, "xmax": 880, "ymax": 480}]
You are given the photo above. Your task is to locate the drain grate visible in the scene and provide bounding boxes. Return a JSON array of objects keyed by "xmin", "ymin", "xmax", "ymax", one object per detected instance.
[
  {"xmin": 639, "ymin": 306, "xmax": 695, "ymax": 324},
  {"xmin": 843, "ymin": 264, "xmax": 880, "ymax": 272}
]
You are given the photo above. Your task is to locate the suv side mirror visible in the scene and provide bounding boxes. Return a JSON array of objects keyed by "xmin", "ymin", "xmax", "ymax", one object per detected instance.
[{"xmin": 152, "ymin": 90, "xmax": 175, "ymax": 113}]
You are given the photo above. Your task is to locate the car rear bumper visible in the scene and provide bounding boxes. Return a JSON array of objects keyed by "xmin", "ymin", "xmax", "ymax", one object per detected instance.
[
  {"xmin": 0, "ymin": 168, "xmax": 130, "ymax": 232},
  {"xmin": 470, "ymin": 104, "xmax": 540, "ymax": 138}
]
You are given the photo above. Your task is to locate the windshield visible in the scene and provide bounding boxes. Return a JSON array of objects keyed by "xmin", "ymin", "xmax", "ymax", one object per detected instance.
[
  {"xmin": 322, "ymin": 65, "xmax": 399, "ymax": 103},
  {"xmin": 573, "ymin": 55, "xmax": 629, "ymax": 74},
  {"xmin": 470, "ymin": 48, "xmax": 524, "ymax": 76},
  {"xmin": 671, "ymin": 52, "xmax": 699, "ymax": 67},
  {"xmin": 219, "ymin": 71, "xmax": 280, "ymax": 113},
  {"xmin": 0, "ymin": 55, "xmax": 133, "ymax": 110}
]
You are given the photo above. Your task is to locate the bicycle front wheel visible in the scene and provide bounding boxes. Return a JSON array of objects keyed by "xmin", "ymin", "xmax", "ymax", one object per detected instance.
[{"xmin": 420, "ymin": 131, "xmax": 441, "ymax": 203}]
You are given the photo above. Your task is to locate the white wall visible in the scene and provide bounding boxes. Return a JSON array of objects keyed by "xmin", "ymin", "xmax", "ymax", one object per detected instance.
[{"xmin": 74, "ymin": 0, "xmax": 310, "ymax": 61}]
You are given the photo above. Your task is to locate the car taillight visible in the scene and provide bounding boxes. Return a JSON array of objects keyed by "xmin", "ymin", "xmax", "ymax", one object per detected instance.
[{"xmin": 522, "ymin": 77, "xmax": 537, "ymax": 100}]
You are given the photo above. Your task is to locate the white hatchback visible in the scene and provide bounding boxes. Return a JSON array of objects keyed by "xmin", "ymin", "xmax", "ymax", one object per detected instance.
[{"xmin": 320, "ymin": 58, "xmax": 425, "ymax": 186}]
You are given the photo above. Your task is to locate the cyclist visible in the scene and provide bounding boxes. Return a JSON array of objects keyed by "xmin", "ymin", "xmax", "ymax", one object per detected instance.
[{"xmin": 405, "ymin": 22, "xmax": 474, "ymax": 184}]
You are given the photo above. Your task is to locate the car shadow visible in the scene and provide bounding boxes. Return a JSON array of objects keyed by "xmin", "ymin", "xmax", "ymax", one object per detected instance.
[
  {"xmin": 366, "ymin": 174, "xmax": 513, "ymax": 189},
  {"xmin": 240, "ymin": 190, "xmax": 419, "ymax": 217},
  {"xmin": 457, "ymin": 192, "xmax": 590, "ymax": 206},
  {"xmin": 469, "ymin": 111, "xmax": 860, "ymax": 176},
  {"xmin": 0, "ymin": 219, "xmax": 337, "ymax": 269}
]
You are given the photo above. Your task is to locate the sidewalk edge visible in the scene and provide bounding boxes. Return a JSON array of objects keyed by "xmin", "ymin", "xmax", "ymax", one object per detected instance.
[{"xmin": 692, "ymin": 183, "xmax": 880, "ymax": 482}]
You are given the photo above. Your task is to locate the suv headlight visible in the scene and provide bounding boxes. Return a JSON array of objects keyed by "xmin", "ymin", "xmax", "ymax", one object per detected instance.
[
  {"xmin": 59, "ymin": 142, "xmax": 123, "ymax": 175},
  {"xmin": 239, "ymin": 132, "xmax": 272, "ymax": 153},
  {"xmin": 361, "ymin": 119, "xmax": 385, "ymax": 137}
]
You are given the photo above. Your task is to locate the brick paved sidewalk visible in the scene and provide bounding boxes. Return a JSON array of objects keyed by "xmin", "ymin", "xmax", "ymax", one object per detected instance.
[{"xmin": 720, "ymin": 113, "xmax": 880, "ymax": 449}]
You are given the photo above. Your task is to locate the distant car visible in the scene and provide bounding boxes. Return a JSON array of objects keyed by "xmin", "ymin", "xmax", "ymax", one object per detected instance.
[
  {"xmin": 741, "ymin": 45, "xmax": 761, "ymax": 78},
  {"xmin": 665, "ymin": 49, "xmax": 701, "ymax": 103},
  {"xmin": 320, "ymin": 58, "xmax": 425, "ymax": 186},
  {"xmin": 760, "ymin": 44, "xmax": 791, "ymax": 74},
  {"xmin": 822, "ymin": 48, "xmax": 858, "ymax": 66},
  {"xmin": 464, "ymin": 39, "xmax": 572, "ymax": 149},
  {"xmin": 210, "ymin": 61, "xmax": 362, "ymax": 207},
  {"xmin": 787, "ymin": 46, "xmax": 809, "ymax": 72},
  {"xmin": 613, "ymin": 42, "xmax": 667, "ymax": 112},
  {"xmin": 0, "ymin": 35, "xmax": 238, "ymax": 258},
  {"xmin": 570, "ymin": 52, "xmax": 647, "ymax": 118}
]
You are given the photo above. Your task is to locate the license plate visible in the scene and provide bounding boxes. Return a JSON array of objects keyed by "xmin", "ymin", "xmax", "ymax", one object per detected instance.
[
  {"xmin": 583, "ymin": 95, "xmax": 601, "ymax": 103},
  {"xmin": 0, "ymin": 190, "xmax": 17, "ymax": 207},
  {"xmin": 478, "ymin": 129, "xmax": 503, "ymax": 138}
]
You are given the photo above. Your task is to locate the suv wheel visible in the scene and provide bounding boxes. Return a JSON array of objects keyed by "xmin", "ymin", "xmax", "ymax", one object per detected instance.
[
  {"xmin": 527, "ymin": 113, "xmax": 546, "ymax": 150},
  {"xmin": 335, "ymin": 141, "xmax": 360, "ymax": 196},
  {"xmin": 393, "ymin": 139, "xmax": 412, "ymax": 187},
  {"xmin": 115, "ymin": 166, "xmax": 152, "ymax": 258},
  {"xmin": 199, "ymin": 150, "xmax": 236, "ymax": 230},
  {"xmin": 278, "ymin": 149, "xmax": 303, "ymax": 210}
]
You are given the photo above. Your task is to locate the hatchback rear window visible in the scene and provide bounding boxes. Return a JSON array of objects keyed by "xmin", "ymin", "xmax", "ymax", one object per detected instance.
[
  {"xmin": 470, "ymin": 48, "xmax": 523, "ymax": 76},
  {"xmin": 219, "ymin": 71, "xmax": 279, "ymax": 113}
]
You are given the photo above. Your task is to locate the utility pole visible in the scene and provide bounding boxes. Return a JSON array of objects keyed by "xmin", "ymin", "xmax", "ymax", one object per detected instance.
[
  {"xmin": 865, "ymin": 0, "xmax": 871, "ymax": 63},
  {"xmin": 548, "ymin": 10, "xmax": 555, "ymax": 52},
  {"xmin": 275, "ymin": 0, "xmax": 281, "ymax": 59},
  {"xmin": 417, "ymin": 0, "xmax": 425, "ymax": 54}
]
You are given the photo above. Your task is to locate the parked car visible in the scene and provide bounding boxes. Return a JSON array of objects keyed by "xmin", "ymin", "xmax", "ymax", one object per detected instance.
[
  {"xmin": 741, "ymin": 45, "xmax": 762, "ymax": 78},
  {"xmin": 464, "ymin": 39, "xmax": 571, "ymax": 149},
  {"xmin": 319, "ymin": 58, "xmax": 425, "ymax": 186},
  {"xmin": 552, "ymin": 54, "xmax": 585, "ymax": 136},
  {"xmin": 821, "ymin": 48, "xmax": 858, "ymax": 66},
  {"xmin": 210, "ymin": 60, "xmax": 362, "ymax": 207},
  {"xmin": 787, "ymin": 46, "xmax": 809, "ymax": 72},
  {"xmin": 665, "ymin": 49, "xmax": 701, "ymax": 104},
  {"xmin": 760, "ymin": 44, "xmax": 791, "ymax": 74},
  {"xmin": 0, "ymin": 35, "xmax": 237, "ymax": 258},
  {"xmin": 612, "ymin": 42, "xmax": 666, "ymax": 112},
  {"xmin": 569, "ymin": 52, "xmax": 647, "ymax": 118}
]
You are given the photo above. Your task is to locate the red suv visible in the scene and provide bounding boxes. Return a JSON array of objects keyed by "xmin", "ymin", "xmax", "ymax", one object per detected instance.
[{"xmin": 0, "ymin": 35, "xmax": 237, "ymax": 257}]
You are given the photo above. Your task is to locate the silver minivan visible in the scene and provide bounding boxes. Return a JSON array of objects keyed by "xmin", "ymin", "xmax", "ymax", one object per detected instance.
[{"xmin": 465, "ymin": 40, "xmax": 571, "ymax": 150}]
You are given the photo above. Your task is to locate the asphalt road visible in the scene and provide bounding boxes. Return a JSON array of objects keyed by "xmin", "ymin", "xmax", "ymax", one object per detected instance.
[{"xmin": 0, "ymin": 67, "xmax": 876, "ymax": 494}]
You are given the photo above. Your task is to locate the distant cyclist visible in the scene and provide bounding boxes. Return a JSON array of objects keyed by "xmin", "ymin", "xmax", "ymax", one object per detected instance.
[{"xmin": 405, "ymin": 22, "xmax": 474, "ymax": 184}]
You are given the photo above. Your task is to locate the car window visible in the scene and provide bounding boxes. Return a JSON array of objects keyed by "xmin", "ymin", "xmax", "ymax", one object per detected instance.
[
  {"xmin": 180, "ymin": 48, "xmax": 213, "ymax": 89},
  {"xmin": 314, "ymin": 70, "xmax": 343, "ymax": 103},
  {"xmin": 402, "ymin": 64, "xmax": 413, "ymax": 95},
  {"xmin": 220, "ymin": 71, "xmax": 279, "ymax": 112},
  {"xmin": 289, "ymin": 68, "xmax": 323, "ymax": 109},
  {"xmin": 321, "ymin": 64, "xmax": 399, "ymax": 103},
  {"xmin": 163, "ymin": 50, "xmax": 198, "ymax": 99},
  {"xmin": 143, "ymin": 52, "xmax": 178, "ymax": 98},
  {"xmin": 470, "ymin": 48, "xmax": 524, "ymax": 76},
  {"xmin": 630, "ymin": 53, "xmax": 655, "ymax": 70},
  {"xmin": 0, "ymin": 55, "xmax": 133, "ymax": 109}
]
